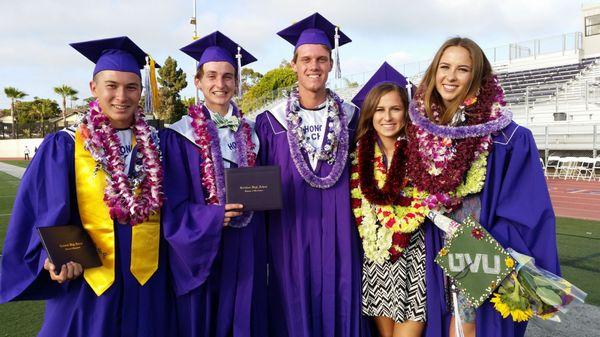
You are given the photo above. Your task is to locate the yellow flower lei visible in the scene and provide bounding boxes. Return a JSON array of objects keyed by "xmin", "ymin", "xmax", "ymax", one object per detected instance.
[
  {"xmin": 451, "ymin": 149, "xmax": 489, "ymax": 199},
  {"xmin": 351, "ymin": 139, "xmax": 491, "ymax": 263},
  {"xmin": 351, "ymin": 145, "xmax": 430, "ymax": 263}
]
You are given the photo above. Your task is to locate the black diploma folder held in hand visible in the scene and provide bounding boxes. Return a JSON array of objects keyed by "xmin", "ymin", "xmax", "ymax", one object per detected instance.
[
  {"xmin": 37, "ymin": 225, "xmax": 102, "ymax": 271},
  {"xmin": 225, "ymin": 166, "xmax": 283, "ymax": 211}
]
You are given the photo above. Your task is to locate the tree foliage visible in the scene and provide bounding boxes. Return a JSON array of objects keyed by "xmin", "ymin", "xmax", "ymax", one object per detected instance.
[
  {"xmin": 156, "ymin": 56, "xmax": 188, "ymax": 123},
  {"xmin": 239, "ymin": 65, "xmax": 297, "ymax": 114},
  {"xmin": 4, "ymin": 86, "xmax": 27, "ymax": 136},
  {"xmin": 181, "ymin": 96, "xmax": 196, "ymax": 108},
  {"xmin": 15, "ymin": 97, "xmax": 60, "ymax": 124},
  {"xmin": 241, "ymin": 68, "xmax": 263, "ymax": 93},
  {"xmin": 53, "ymin": 84, "xmax": 78, "ymax": 127}
]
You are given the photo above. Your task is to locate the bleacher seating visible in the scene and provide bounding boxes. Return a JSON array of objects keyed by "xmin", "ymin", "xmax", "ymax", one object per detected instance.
[{"xmin": 497, "ymin": 57, "xmax": 599, "ymax": 105}]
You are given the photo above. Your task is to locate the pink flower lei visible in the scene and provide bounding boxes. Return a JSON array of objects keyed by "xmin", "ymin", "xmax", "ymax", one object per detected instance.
[
  {"xmin": 80, "ymin": 100, "xmax": 163, "ymax": 225},
  {"xmin": 188, "ymin": 103, "xmax": 256, "ymax": 227}
]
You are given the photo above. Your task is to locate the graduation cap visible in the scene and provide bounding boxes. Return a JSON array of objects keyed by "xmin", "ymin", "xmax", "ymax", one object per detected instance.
[
  {"xmin": 351, "ymin": 62, "xmax": 410, "ymax": 110},
  {"xmin": 278, "ymin": 13, "xmax": 351, "ymax": 79},
  {"xmin": 180, "ymin": 31, "xmax": 257, "ymax": 96},
  {"xmin": 277, "ymin": 12, "xmax": 351, "ymax": 49},
  {"xmin": 70, "ymin": 36, "xmax": 153, "ymax": 78},
  {"xmin": 434, "ymin": 215, "xmax": 515, "ymax": 308},
  {"xmin": 180, "ymin": 31, "xmax": 257, "ymax": 69}
]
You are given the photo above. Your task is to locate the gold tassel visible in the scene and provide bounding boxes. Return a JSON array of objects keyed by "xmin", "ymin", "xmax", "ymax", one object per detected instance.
[{"xmin": 149, "ymin": 58, "xmax": 161, "ymax": 111}]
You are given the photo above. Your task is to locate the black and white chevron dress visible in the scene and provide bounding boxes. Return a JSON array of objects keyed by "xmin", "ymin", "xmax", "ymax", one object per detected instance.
[{"xmin": 361, "ymin": 228, "xmax": 427, "ymax": 323}]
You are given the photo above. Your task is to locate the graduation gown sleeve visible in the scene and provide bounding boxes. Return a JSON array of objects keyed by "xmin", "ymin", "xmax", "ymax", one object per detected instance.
[
  {"xmin": 423, "ymin": 122, "xmax": 560, "ymax": 337},
  {"xmin": 0, "ymin": 132, "xmax": 77, "ymax": 302},
  {"xmin": 160, "ymin": 128, "xmax": 226, "ymax": 297},
  {"xmin": 475, "ymin": 122, "xmax": 560, "ymax": 337},
  {"xmin": 480, "ymin": 122, "xmax": 559, "ymax": 273}
]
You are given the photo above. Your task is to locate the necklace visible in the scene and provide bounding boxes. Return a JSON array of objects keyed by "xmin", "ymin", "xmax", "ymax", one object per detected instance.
[
  {"xmin": 357, "ymin": 129, "xmax": 410, "ymax": 205},
  {"xmin": 286, "ymin": 88, "xmax": 350, "ymax": 189},
  {"xmin": 188, "ymin": 103, "xmax": 256, "ymax": 227},
  {"xmin": 80, "ymin": 100, "xmax": 163, "ymax": 225},
  {"xmin": 406, "ymin": 76, "xmax": 511, "ymax": 195}
]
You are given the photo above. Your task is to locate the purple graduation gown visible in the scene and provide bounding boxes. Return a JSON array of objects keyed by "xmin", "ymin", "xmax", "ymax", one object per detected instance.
[
  {"xmin": 255, "ymin": 100, "xmax": 370, "ymax": 337},
  {"xmin": 423, "ymin": 121, "xmax": 560, "ymax": 337},
  {"xmin": 159, "ymin": 126, "xmax": 268, "ymax": 337},
  {"xmin": 0, "ymin": 131, "xmax": 176, "ymax": 337}
]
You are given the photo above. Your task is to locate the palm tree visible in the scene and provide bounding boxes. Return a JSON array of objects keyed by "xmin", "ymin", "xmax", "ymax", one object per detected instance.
[
  {"xmin": 54, "ymin": 85, "xmax": 78, "ymax": 127},
  {"xmin": 33, "ymin": 97, "xmax": 47, "ymax": 137},
  {"xmin": 4, "ymin": 87, "xmax": 27, "ymax": 138}
]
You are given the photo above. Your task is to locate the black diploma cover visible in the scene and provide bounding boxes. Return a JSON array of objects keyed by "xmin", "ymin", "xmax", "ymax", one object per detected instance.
[
  {"xmin": 225, "ymin": 166, "xmax": 283, "ymax": 211},
  {"xmin": 37, "ymin": 225, "xmax": 102, "ymax": 271}
]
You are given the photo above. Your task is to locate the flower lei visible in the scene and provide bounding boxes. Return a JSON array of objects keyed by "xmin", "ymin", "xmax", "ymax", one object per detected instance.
[
  {"xmin": 357, "ymin": 129, "xmax": 410, "ymax": 205},
  {"xmin": 351, "ymin": 142, "xmax": 428, "ymax": 263},
  {"xmin": 406, "ymin": 76, "xmax": 512, "ymax": 208},
  {"xmin": 286, "ymin": 87, "xmax": 349, "ymax": 189},
  {"xmin": 79, "ymin": 100, "xmax": 163, "ymax": 225},
  {"xmin": 188, "ymin": 103, "xmax": 256, "ymax": 227}
]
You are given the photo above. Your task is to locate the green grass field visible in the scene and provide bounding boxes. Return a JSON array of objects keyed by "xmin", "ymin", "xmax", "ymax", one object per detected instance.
[
  {"xmin": 0, "ymin": 160, "xmax": 30, "ymax": 168},
  {"xmin": 0, "ymin": 171, "xmax": 45, "ymax": 336},
  {"xmin": 0, "ymin": 162, "xmax": 598, "ymax": 335}
]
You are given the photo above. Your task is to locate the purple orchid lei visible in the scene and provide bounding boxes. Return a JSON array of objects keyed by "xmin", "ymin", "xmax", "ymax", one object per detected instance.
[
  {"xmin": 285, "ymin": 88, "xmax": 350, "ymax": 189},
  {"xmin": 81, "ymin": 100, "xmax": 163, "ymax": 225},
  {"xmin": 408, "ymin": 100, "xmax": 513, "ymax": 139},
  {"xmin": 189, "ymin": 103, "xmax": 254, "ymax": 228}
]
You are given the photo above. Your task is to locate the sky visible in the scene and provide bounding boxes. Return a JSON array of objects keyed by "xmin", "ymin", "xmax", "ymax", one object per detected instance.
[{"xmin": 0, "ymin": 0, "xmax": 596, "ymax": 109}]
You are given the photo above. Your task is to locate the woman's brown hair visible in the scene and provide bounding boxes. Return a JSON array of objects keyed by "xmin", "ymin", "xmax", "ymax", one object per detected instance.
[
  {"xmin": 355, "ymin": 82, "xmax": 409, "ymax": 142},
  {"xmin": 419, "ymin": 37, "xmax": 492, "ymax": 125}
]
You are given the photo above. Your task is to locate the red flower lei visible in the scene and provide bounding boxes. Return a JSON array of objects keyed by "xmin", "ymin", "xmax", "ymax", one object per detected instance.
[
  {"xmin": 81, "ymin": 100, "xmax": 163, "ymax": 225},
  {"xmin": 357, "ymin": 129, "xmax": 410, "ymax": 205},
  {"xmin": 189, "ymin": 104, "xmax": 256, "ymax": 205},
  {"xmin": 406, "ymin": 77, "xmax": 501, "ymax": 194}
]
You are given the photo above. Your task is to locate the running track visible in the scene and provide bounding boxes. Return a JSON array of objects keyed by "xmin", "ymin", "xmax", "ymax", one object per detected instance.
[
  {"xmin": 547, "ymin": 178, "xmax": 600, "ymax": 221},
  {"xmin": 1, "ymin": 161, "xmax": 599, "ymax": 221}
]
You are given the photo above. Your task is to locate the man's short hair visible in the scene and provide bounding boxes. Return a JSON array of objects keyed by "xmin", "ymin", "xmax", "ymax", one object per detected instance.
[{"xmin": 291, "ymin": 45, "xmax": 332, "ymax": 63}]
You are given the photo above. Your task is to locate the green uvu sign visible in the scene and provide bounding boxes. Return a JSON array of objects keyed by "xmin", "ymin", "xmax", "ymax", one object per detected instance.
[{"xmin": 435, "ymin": 216, "xmax": 515, "ymax": 308}]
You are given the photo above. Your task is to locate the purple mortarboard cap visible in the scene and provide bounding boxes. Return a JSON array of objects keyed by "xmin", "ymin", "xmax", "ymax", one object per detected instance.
[
  {"xmin": 70, "ymin": 36, "xmax": 150, "ymax": 78},
  {"xmin": 180, "ymin": 31, "xmax": 257, "ymax": 69},
  {"xmin": 351, "ymin": 62, "xmax": 409, "ymax": 109},
  {"xmin": 277, "ymin": 12, "xmax": 351, "ymax": 49}
]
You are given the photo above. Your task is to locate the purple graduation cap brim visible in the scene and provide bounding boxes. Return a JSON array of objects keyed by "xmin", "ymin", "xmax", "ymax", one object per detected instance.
[
  {"xmin": 180, "ymin": 31, "xmax": 257, "ymax": 69},
  {"xmin": 277, "ymin": 12, "xmax": 351, "ymax": 49},
  {"xmin": 351, "ymin": 62, "xmax": 409, "ymax": 109},
  {"xmin": 70, "ymin": 36, "xmax": 149, "ymax": 78}
]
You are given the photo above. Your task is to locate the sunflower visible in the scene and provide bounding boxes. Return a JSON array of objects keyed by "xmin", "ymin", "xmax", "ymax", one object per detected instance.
[
  {"xmin": 490, "ymin": 293, "xmax": 511, "ymax": 318},
  {"xmin": 491, "ymin": 275, "xmax": 534, "ymax": 322}
]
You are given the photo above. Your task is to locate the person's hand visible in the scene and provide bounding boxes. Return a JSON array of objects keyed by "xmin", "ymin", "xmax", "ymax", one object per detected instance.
[
  {"xmin": 223, "ymin": 204, "xmax": 243, "ymax": 226},
  {"xmin": 43, "ymin": 258, "xmax": 83, "ymax": 283}
]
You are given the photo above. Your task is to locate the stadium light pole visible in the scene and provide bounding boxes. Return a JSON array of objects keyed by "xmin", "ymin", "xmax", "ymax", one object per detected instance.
[{"xmin": 191, "ymin": 0, "xmax": 199, "ymax": 104}]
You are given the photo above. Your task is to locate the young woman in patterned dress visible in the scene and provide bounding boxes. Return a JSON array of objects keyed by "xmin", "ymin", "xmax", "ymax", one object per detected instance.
[{"xmin": 350, "ymin": 64, "xmax": 426, "ymax": 337}]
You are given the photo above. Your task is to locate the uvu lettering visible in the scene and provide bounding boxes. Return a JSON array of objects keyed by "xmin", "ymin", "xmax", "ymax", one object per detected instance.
[{"xmin": 448, "ymin": 253, "xmax": 501, "ymax": 274}]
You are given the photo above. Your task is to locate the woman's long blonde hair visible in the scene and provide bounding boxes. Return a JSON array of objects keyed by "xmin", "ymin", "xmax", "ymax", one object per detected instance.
[{"xmin": 420, "ymin": 37, "xmax": 492, "ymax": 125}]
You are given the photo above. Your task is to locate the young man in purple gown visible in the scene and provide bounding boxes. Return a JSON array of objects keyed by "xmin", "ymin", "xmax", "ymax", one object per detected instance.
[
  {"xmin": 160, "ymin": 32, "xmax": 267, "ymax": 337},
  {"xmin": 0, "ymin": 37, "xmax": 175, "ymax": 337},
  {"xmin": 255, "ymin": 13, "xmax": 371, "ymax": 337}
]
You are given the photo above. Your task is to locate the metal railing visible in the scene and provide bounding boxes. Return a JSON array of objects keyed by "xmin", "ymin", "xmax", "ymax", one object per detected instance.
[
  {"xmin": 330, "ymin": 32, "xmax": 584, "ymax": 90},
  {"xmin": 485, "ymin": 32, "xmax": 582, "ymax": 63},
  {"xmin": 529, "ymin": 123, "xmax": 600, "ymax": 160}
]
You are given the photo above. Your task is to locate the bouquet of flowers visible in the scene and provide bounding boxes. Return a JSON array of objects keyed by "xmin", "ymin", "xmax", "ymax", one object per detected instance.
[
  {"xmin": 490, "ymin": 248, "xmax": 587, "ymax": 322},
  {"xmin": 430, "ymin": 211, "xmax": 587, "ymax": 324}
]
